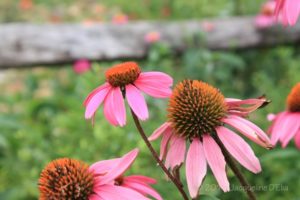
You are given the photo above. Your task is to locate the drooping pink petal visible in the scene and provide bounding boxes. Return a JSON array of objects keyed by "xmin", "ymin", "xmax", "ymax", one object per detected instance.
[
  {"xmin": 275, "ymin": 0, "xmax": 285, "ymax": 16},
  {"xmin": 186, "ymin": 138, "xmax": 207, "ymax": 198},
  {"xmin": 126, "ymin": 84, "xmax": 149, "ymax": 120},
  {"xmin": 95, "ymin": 185, "xmax": 150, "ymax": 200},
  {"xmin": 148, "ymin": 122, "xmax": 171, "ymax": 141},
  {"xmin": 222, "ymin": 116, "xmax": 272, "ymax": 149},
  {"xmin": 134, "ymin": 72, "xmax": 173, "ymax": 98},
  {"xmin": 122, "ymin": 180, "xmax": 162, "ymax": 200},
  {"xmin": 104, "ymin": 87, "xmax": 126, "ymax": 126},
  {"xmin": 124, "ymin": 175, "xmax": 157, "ymax": 185},
  {"xmin": 294, "ymin": 130, "xmax": 300, "ymax": 149},
  {"xmin": 159, "ymin": 128, "xmax": 173, "ymax": 160},
  {"xmin": 104, "ymin": 90, "xmax": 119, "ymax": 126},
  {"xmin": 203, "ymin": 134, "xmax": 230, "ymax": 192},
  {"xmin": 226, "ymin": 97, "xmax": 268, "ymax": 116},
  {"xmin": 270, "ymin": 111, "xmax": 288, "ymax": 144},
  {"xmin": 85, "ymin": 83, "xmax": 111, "ymax": 119},
  {"xmin": 84, "ymin": 83, "xmax": 110, "ymax": 106},
  {"xmin": 89, "ymin": 158, "xmax": 120, "ymax": 175},
  {"xmin": 279, "ymin": 113, "xmax": 300, "ymax": 147},
  {"xmin": 284, "ymin": 0, "xmax": 300, "ymax": 25},
  {"xmin": 229, "ymin": 115, "xmax": 272, "ymax": 149},
  {"xmin": 217, "ymin": 127, "xmax": 261, "ymax": 173},
  {"xmin": 99, "ymin": 149, "xmax": 139, "ymax": 185},
  {"xmin": 165, "ymin": 135, "xmax": 186, "ymax": 169}
]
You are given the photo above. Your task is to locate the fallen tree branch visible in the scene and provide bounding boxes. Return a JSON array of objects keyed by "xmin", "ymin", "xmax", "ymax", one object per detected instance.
[{"xmin": 0, "ymin": 16, "xmax": 300, "ymax": 68}]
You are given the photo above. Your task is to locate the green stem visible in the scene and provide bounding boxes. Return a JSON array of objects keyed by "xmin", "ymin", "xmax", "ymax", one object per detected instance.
[
  {"xmin": 130, "ymin": 110, "xmax": 189, "ymax": 200},
  {"xmin": 213, "ymin": 134, "xmax": 257, "ymax": 200}
]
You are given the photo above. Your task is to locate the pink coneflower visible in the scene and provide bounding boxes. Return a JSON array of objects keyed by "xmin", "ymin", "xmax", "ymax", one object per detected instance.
[
  {"xmin": 269, "ymin": 83, "xmax": 300, "ymax": 149},
  {"xmin": 144, "ymin": 31, "xmax": 161, "ymax": 44},
  {"xmin": 275, "ymin": 0, "xmax": 300, "ymax": 26},
  {"xmin": 201, "ymin": 21, "xmax": 215, "ymax": 32},
  {"xmin": 255, "ymin": 1, "xmax": 278, "ymax": 28},
  {"xmin": 39, "ymin": 149, "xmax": 162, "ymax": 200},
  {"xmin": 84, "ymin": 62, "xmax": 172, "ymax": 126},
  {"xmin": 112, "ymin": 13, "xmax": 128, "ymax": 25},
  {"xmin": 149, "ymin": 80, "xmax": 272, "ymax": 198},
  {"xmin": 73, "ymin": 59, "xmax": 91, "ymax": 74}
]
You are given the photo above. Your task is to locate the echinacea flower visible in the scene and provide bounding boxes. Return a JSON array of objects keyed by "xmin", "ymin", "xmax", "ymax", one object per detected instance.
[
  {"xmin": 255, "ymin": 1, "xmax": 278, "ymax": 28},
  {"xmin": 84, "ymin": 62, "xmax": 173, "ymax": 126},
  {"xmin": 144, "ymin": 31, "xmax": 161, "ymax": 44},
  {"xmin": 73, "ymin": 59, "xmax": 91, "ymax": 74},
  {"xmin": 149, "ymin": 80, "xmax": 272, "ymax": 198},
  {"xmin": 269, "ymin": 83, "xmax": 300, "ymax": 149},
  {"xmin": 39, "ymin": 149, "xmax": 162, "ymax": 200},
  {"xmin": 275, "ymin": 0, "xmax": 300, "ymax": 26},
  {"xmin": 112, "ymin": 13, "xmax": 128, "ymax": 25}
]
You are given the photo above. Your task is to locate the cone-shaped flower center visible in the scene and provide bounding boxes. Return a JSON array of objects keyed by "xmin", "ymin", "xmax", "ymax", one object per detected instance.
[
  {"xmin": 287, "ymin": 83, "xmax": 300, "ymax": 112},
  {"xmin": 168, "ymin": 80, "xmax": 227, "ymax": 139},
  {"xmin": 105, "ymin": 62, "xmax": 141, "ymax": 87},
  {"xmin": 39, "ymin": 158, "xmax": 94, "ymax": 200}
]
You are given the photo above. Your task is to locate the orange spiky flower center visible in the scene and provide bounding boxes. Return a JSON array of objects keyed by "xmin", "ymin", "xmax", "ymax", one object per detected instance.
[
  {"xmin": 261, "ymin": 4, "xmax": 274, "ymax": 16},
  {"xmin": 105, "ymin": 62, "xmax": 141, "ymax": 87},
  {"xmin": 39, "ymin": 158, "xmax": 94, "ymax": 200},
  {"xmin": 287, "ymin": 83, "xmax": 300, "ymax": 112},
  {"xmin": 168, "ymin": 80, "xmax": 227, "ymax": 139}
]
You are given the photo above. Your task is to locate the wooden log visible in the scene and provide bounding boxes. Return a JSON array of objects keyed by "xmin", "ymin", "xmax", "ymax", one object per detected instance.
[{"xmin": 0, "ymin": 16, "xmax": 300, "ymax": 68}]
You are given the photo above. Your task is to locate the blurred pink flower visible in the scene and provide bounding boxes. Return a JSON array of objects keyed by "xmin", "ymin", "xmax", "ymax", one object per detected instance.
[
  {"xmin": 255, "ymin": 1, "xmax": 277, "ymax": 28},
  {"xmin": 84, "ymin": 62, "xmax": 173, "ymax": 126},
  {"xmin": 73, "ymin": 59, "xmax": 91, "ymax": 74},
  {"xmin": 39, "ymin": 149, "xmax": 162, "ymax": 200},
  {"xmin": 144, "ymin": 31, "xmax": 161, "ymax": 44},
  {"xmin": 275, "ymin": 0, "xmax": 300, "ymax": 26},
  {"xmin": 267, "ymin": 113, "xmax": 276, "ymax": 121},
  {"xmin": 19, "ymin": 0, "xmax": 33, "ymax": 10},
  {"xmin": 201, "ymin": 21, "xmax": 215, "ymax": 32},
  {"xmin": 149, "ymin": 80, "xmax": 272, "ymax": 198},
  {"xmin": 269, "ymin": 83, "xmax": 300, "ymax": 149},
  {"xmin": 112, "ymin": 13, "xmax": 129, "ymax": 25}
]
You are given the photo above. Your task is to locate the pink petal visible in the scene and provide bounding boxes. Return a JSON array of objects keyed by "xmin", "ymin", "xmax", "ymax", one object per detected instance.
[
  {"xmin": 99, "ymin": 149, "xmax": 139, "ymax": 185},
  {"xmin": 165, "ymin": 134, "xmax": 186, "ymax": 169},
  {"xmin": 279, "ymin": 113, "xmax": 300, "ymax": 148},
  {"xmin": 126, "ymin": 84, "xmax": 149, "ymax": 121},
  {"xmin": 217, "ymin": 127, "xmax": 261, "ymax": 173},
  {"xmin": 134, "ymin": 72, "xmax": 173, "ymax": 98},
  {"xmin": 84, "ymin": 83, "xmax": 110, "ymax": 106},
  {"xmin": 123, "ymin": 181, "xmax": 162, "ymax": 200},
  {"xmin": 95, "ymin": 185, "xmax": 150, "ymax": 200},
  {"xmin": 104, "ymin": 90, "xmax": 118, "ymax": 126},
  {"xmin": 226, "ymin": 97, "xmax": 268, "ymax": 115},
  {"xmin": 222, "ymin": 116, "xmax": 272, "ymax": 149},
  {"xmin": 159, "ymin": 128, "xmax": 173, "ymax": 160},
  {"xmin": 230, "ymin": 115, "xmax": 272, "ymax": 149},
  {"xmin": 284, "ymin": 0, "xmax": 300, "ymax": 25},
  {"xmin": 89, "ymin": 194, "xmax": 104, "ymax": 200},
  {"xmin": 203, "ymin": 134, "xmax": 230, "ymax": 192},
  {"xmin": 89, "ymin": 158, "xmax": 120, "ymax": 175},
  {"xmin": 137, "ymin": 72, "xmax": 173, "ymax": 86},
  {"xmin": 124, "ymin": 175, "xmax": 157, "ymax": 185},
  {"xmin": 294, "ymin": 130, "xmax": 300, "ymax": 149},
  {"xmin": 270, "ymin": 111, "xmax": 288, "ymax": 144},
  {"xmin": 85, "ymin": 83, "xmax": 111, "ymax": 119},
  {"xmin": 267, "ymin": 113, "xmax": 276, "ymax": 121},
  {"xmin": 104, "ymin": 87, "xmax": 126, "ymax": 126},
  {"xmin": 186, "ymin": 138, "xmax": 207, "ymax": 198},
  {"xmin": 148, "ymin": 122, "xmax": 171, "ymax": 141}
]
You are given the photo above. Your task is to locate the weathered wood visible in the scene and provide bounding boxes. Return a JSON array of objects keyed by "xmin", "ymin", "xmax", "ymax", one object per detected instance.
[{"xmin": 0, "ymin": 16, "xmax": 300, "ymax": 68}]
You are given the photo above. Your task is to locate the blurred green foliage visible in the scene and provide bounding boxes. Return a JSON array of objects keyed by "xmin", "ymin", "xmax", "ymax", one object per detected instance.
[{"xmin": 0, "ymin": 0, "xmax": 300, "ymax": 200}]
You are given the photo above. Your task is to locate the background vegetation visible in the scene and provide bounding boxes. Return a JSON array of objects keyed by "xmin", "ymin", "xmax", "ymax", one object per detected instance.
[{"xmin": 0, "ymin": 0, "xmax": 300, "ymax": 200}]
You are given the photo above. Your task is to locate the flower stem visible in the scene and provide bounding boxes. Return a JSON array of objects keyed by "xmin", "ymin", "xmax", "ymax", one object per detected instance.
[
  {"xmin": 213, "ymin": 134, "xmax": 257, "ymax": 200},
  {"xmin": 130, "ymin": 110, "xmax": 189, "ymax": 200}
]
